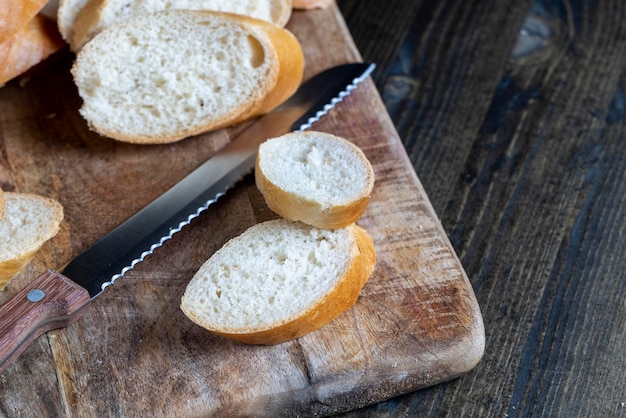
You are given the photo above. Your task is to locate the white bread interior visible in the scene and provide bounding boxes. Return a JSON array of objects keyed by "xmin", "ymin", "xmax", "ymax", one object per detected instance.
[
  {"xmin": 0, "ymin": 192, "xmax": 64, "ymax": 290},
  {"xmin": 71, "ymin": 9, "xmax": 304, "ymax": 144},
  {"xmin": 255, "ymin": 131, "xmax": 375, "ymax": 229},
  {"xmin": 180, "ymin": 219, "xmax": 376, "ymax": 344}
]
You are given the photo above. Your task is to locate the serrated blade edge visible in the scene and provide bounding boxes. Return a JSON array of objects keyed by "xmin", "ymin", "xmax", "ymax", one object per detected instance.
[{"xmin": 61, "ymin": 63, "xmax": 376, "ymax": 298}]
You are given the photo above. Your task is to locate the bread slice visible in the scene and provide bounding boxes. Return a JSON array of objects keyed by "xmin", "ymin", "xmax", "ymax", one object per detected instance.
[
  {"xmin": 0, "ymin": 192, "xmax": 64, "ymax": 290},
  {"xmin": 0, "ymin": 13, "xmax": 66, "ymax": 86},
  {"xmin": 57, "ymin": 0, "xmax": 92, "ymax": 45},
  {"xmin": 70, "ymin": 0, "xmax": 293, "ymax": 52},
  {"xmin": 0, "ymin": 0, "xmax": 50, "ymax": 43},
  {"xmin": 71, "ymin": 10, "xmax": 304, "ymax": 144},
  {"xmin": 180, "ymin": 219, "xmax": 376, "ymax": 344},
  {"xmin": 255, "ymin": 131, "xmax": 375, "ymax": 229}
]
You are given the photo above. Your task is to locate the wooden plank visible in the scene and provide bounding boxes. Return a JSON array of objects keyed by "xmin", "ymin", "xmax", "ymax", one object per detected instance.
[
  {"xmin": 337, "ymin": 0, "xmax": 626, "ymax": 416},
  {"xmin": 0, "ymin": 4, "xmax": 483, "ymax": 416}
]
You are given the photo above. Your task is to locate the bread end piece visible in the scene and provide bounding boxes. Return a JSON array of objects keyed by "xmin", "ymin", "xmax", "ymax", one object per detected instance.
[
  {"xmin": 180, "ymin": 220, "xmax": 376, "ymax": 344},
  {"xmin": 0, "ymin": 193, "xmax": 64, "ymax": 290},
  {"xmin": 255, "ymin": 131, "xmax": 375, "ymax": 229}
]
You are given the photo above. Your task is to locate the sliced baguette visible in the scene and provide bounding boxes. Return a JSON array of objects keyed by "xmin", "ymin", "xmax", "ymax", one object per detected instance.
[
  {"xmin": 57, "ymin": 0, "xmax": 92, "ymax": 45},
  {"xmin": 0, "ymin": 0, "xmax": 50, "ymax": 43},
  {"xmin": 71, "ymin": 10, "xmax": 304, "ymax": 144},
  {"xmin": 0, "ymin": 13, "xmax": 66, "ymax": 86},
  {"xmin": 70, "ymin": 0, "xmax": 293, "ymax": 52},
  {"xmin": 255, "ymin": 131, "xmax": 375, "ymax": 229},
  {"xmin": 0, "ymin": 192, "xmax": 64, "ymax": 290},
  {"xmin": 181, "ymin": 219, "xmax": 376, "ymax": 344}
]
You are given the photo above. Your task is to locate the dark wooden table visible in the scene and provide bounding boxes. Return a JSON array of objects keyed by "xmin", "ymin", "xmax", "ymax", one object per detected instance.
[{"xmin": 335, "ymin": 0, "xmax": 626, "ymax": 416}]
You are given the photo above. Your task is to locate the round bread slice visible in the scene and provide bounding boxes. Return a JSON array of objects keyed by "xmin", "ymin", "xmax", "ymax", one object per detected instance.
[
  {"xmin": 180, "ymin": 219, "xmax": 376, "ymax": 344},
  {"xmin": 70, "ymin": 0, "xmax": 293, "ymax": 52},
  {"xmin": 255, "ymin": 131, "xmax": 375, "ymax": 229},
  {"xmin": 0, "ymin": 192, "xmax": 64, "ymax": 290},
  {"xmin": 71, "ymin": 9, "xmax": 304, "ymax": 144}
]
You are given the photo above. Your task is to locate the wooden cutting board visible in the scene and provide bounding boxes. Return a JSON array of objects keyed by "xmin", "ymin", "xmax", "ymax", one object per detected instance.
[{"xmin": 0, "ymin": 5, "xmax": 484, "ymax": 417}]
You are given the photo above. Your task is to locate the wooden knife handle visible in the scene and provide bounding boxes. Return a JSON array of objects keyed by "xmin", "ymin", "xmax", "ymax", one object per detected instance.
[{"xmin": 0, "ymin": 270, "xmax": 91, "ymax": 374}]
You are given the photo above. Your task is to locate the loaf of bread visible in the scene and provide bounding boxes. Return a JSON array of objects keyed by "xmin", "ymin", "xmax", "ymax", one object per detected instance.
[
  {"xmin": 69, "ymin": 0, "xmax": 293, "ymax": 51},
  {"xmin": 71, "ymin": 10, "xmax": 304, "ymax": 144},
  {"xmin": 0, "ymin": 192, "xmax": 64, "ymax": 290},
  {"xmin": 0, "ymin": 0, "xmax": 50, "ymax": 43},
  {"xmin": 181, "ymin": 219, "xmax": 376, "ymax": 344},
  {"xmin": 0, "ymin": 13, "xmax": 66, "ymax": 86},
  {"xmin": 255, "ymin": 131, "xmax": 375, "ymax": 229}
]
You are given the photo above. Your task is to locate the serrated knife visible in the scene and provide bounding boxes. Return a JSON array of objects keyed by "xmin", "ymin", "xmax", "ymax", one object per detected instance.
[{"xmin": 0, "ymin": 62, "xmax": 375, "ymax": 373}]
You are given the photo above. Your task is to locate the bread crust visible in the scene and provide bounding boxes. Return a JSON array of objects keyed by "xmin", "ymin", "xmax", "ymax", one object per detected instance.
[
  {"xmin": 292, "ymin": 0, "xmax": 334, "ymax": 10},
  {"xmin": 0, "ymin": 0, "xmax": 50, "ymax": 43},
  {"xmin": 243, "ymin": 16, "xmax": 304, "ymax": 118},
  {"xmin": 57, "ymin": 0, "xmax": 92, "ymax": 44},
  {"xmin": 0, "ymin": 14, "xmax": 66, "ymax": 85},
  {"xmin": 70, "ymin": 0, "xmax": 294, "ymax": 52},
  {"xmin": 183, "ymin": 223, "xmax": 375, "ymax": 344},
  {"xmin": 67, "ymin": 0, "xmax": 104, "ymax": 51},
  {"xmin": 255, "ymin": 132, "xmax": 375, "ymax": 229},
  {"xmin": 0, "ymin": 192, "xmax": 64, "ymax": 290},
  {"xmin": 71, "ymin": 10, "xmax": 304, "ymax": 144}
]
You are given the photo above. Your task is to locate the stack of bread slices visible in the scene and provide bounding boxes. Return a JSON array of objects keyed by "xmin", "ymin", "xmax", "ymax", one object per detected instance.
[
  {"xmin": 0, "ymin": 189, "xmax": 64, "ymax": 290},
  {"xmin": 3, "ymin": 0, "xmax": 308, "ymax": 145},
  {"xmin": 181, "ymin": 131, "xmax": 376, "ymax": 344},
  {"xmin": 63, "ymin": 0, "xmax": 305, "ymax": 144},
  {"xmin": 70, "ymin": 8, "xmax": 305, "ymax": 144}
]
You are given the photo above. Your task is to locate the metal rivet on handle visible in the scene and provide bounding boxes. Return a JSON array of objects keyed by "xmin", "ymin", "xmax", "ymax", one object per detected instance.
[{"xmin": 27, "ymin": 289, "xmax": 45, "ymax": 303}]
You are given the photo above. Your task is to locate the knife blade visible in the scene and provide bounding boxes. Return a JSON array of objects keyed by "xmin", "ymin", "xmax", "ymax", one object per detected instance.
[{"xmin": 0, "ymin": 62, "xmax": 375, "ymax": 373}]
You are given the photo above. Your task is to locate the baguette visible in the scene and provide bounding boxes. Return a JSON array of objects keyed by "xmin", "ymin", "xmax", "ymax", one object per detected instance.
[
  {"xmin": 71, "ymin": 10, "xmax": 304, "ymax": 144},
  {"xmin": 0, "ymin": 0, "xmax": 50, "ymax": 43},
  {"xmin": 181, "ymin": 219, "xmax": 376, "ymax": 344},
  {"xmin": 0, "ymin": 192, "xmax": 64, "ymax": 290},
  {"xmin": 0, "ymin": 13, "xmax": 66, "ymax": 86},
  {"xmin": 70, "ymin": 0, "xmax": 293, "ymax": 52},
  {"xmin": 255, "ymin": 131, "xmax": 375, "ymax": 229}
]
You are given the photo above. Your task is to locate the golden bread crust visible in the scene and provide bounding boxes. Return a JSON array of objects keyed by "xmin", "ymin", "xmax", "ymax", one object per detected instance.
[
  {"xmin": 209, "ymin": 224, "xmax": 376, "ymax": 344},
  {"xmin": 0, "ymin": 0, "xmax": 50, "ymax": 43},
  {"xmin": 0, "ymin": 14, "xmax": 66, "ymax": 85}
]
